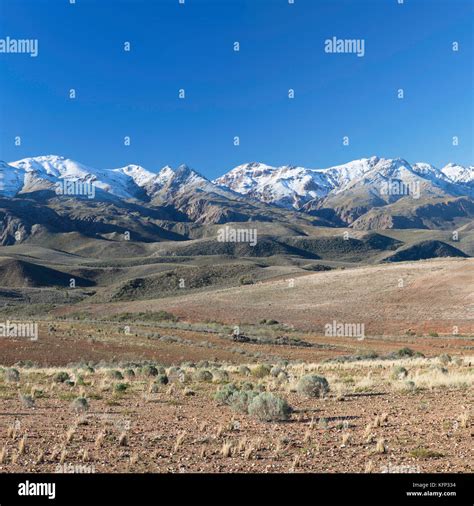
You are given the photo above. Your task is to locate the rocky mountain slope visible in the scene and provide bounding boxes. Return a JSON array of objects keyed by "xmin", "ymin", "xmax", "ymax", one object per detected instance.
[{"xmin": 1, "ymin": 155, "xmax": 473, "ymax": 240}]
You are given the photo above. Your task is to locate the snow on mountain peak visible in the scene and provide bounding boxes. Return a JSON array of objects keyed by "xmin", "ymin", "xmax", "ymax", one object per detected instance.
[
  {"xmin": 2, "ymin": 155, "xmax": 472, "ymax": 207},
  {"xmin": 441, "ymin": 163, "xmax": 474, "ymax": 184},
  {"xmin": 215, "ymin": 156, "xmax": 474, "ymax": 209}
]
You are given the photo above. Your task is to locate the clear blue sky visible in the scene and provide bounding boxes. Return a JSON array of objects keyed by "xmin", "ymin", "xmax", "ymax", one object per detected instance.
[{"xmin": 0, "ymin": 0, "xmax": 472, "ymax": 179}]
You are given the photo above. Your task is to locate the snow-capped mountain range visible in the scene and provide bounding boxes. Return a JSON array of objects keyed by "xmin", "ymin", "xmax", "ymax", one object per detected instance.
[
  {"xmin": 1, "ymin": 154, "xmax": 473, "ymax": 210},
  {"xmin": 0, "ymin": 155, "xmax": 210, "ymax": 201},
  {"xmin": 214, "ymin": 157, "xmax": 474, "ymax": 209},
  {"xmin": 1, "ymin": 155, "xmax": 473, "ymax": 239}
]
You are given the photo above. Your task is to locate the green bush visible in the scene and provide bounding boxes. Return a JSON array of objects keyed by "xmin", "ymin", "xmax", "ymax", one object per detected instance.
[
  {"xmin": 211, "ymin": 369, "xmax": 229, "ymax": 383},
  {"xmin": 71, "ymin": 397, "xmax": 89, "ymax": 413},
  {"xmin": 214, "ymin": 383, "xmax": 239, "ymax": 404},
  {"xmin": 251, "ymin": 364, "xmax": 271, "ymax": 378},
  {"xmin": 54, "ymin": 371, "xmax": 70, "ymax": 383},
  {"xmin": 108, "ymin": 370, "xmax": 124, "ymax": 380},
  {"xmin": 396, "ymin": 347, "xmax": 416, "ymax": 358},
  {"xmin": 5, "ymin": 368, "xmax": 20, "ymax": 382},
  {"xmin": 248, "ymin": 392, "xmax": 292, "ymax": 422},
  {"xmin": 270, "ymin": 366, "xmax": 283, "ymax": 377},
  {"xmin": 297, "ymin": 375, "xmax": 329, "ymax": 398},
  {"xmin": 19, "ymin": 393, "xmax": 35, "ymax": 408},
  {"xmin": 155, "ymin": 374, "xmax": 169, "ymax": 385},
  {"xmin": 239, "ymin": 365, "xmax": 251, "ymax": 376},
  {"xmin": 194, "ymin": 370, "xmax": 213, "ymax": 382},
  {"xmin": 239, "ymin": 276, "xmax": 255, "ymax": 285},
  {"xmin": 141, "ymin": 365, "xmax": 158, "ymax": 377},
  {"xmin": 114, "ymin": 383, "xmax": 129, "ymax": 393},
  {"xmin": 76, "ymin": 375, "xmax": 86, "ymax": 386},
  {"xmin": 439, "ymin": 354, "xmax": 451, "ymax": 365},
  {"xmin": 391, "ymin": 366, "xmax": 408, "ymax": 380},
  {"xmin": 277, "ymin": 371, "xmax": 289, "ymax": 381},
  {"xmin": 229, "ymin": 390, "xmax": 258, "ymax": 414}
]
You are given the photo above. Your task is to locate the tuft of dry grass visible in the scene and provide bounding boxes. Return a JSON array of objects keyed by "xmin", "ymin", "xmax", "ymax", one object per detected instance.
[
  {"xmin": 364, "ymin": 423, "xmax": 372, "ymax": 436},
  {"xmin": 0, "ymin": 446, "xmax": 7, "ymax": 464},
  {"xmin": 18, "ymin": 434, "xmax": 27, "ymax": 456},
  {"xmin": 65, "ymin": 427, "xmax": 75, "ymax": 444},
  {"xmin": 35, "ymin": 449, "xmax": 44, "ymax": 465},
  {"xmin": 59, "ymin": 448, "xmax": 67, "ymax": 465},
  {"xmin": 51, "ymin": 446, "xmax": 61, "ymax": 461},
  {"xmin": 243, "ymin": 444, "xmax": 253, "ymax": 460},
  {"xmin": 375, "ymin": 438, "xmax": 386, "ymax": 454},
  {"xmin": 221, "ymin": 440, "xmax": 232, "ymax": 458},
  {"xmin": 129, "ymin": 452, "xmax": 138, "ymax": 467},
  {"xmin": 95, "ymin": 431, "xmax": 105, "ymax": 450},
  {"xmin": 174, "ymin": 431, "xmax": 186, "ymax": 452},
  {"xmin": 11, "ymin": 450, "xmax": 19, "ymax": 465},
  {"xmin": 31, "ymin": 385, "xmax": 43, "ymax": 398},
  {"xmin": 275, "ymin": 437, "xmax": 285, "ymax": 455},
  {"xmin": 341, "ymin": 432, "xmax": 351, "ymax": 447},
  {"xmin": 364, "ymin": 460, "xmax": 375, "ymax": 473},
  {"xmin": 459, "ymin": 412, "xmax": 470, "ymax": 429},
  {"xmin": 7, "ymin": 424, "xmax": 16, "ymax": 440},
  {"xmin": 118, "ymin": 432, "xmax": 128, "ymax": 446},
  {"xmin": 216, "ymin": 424, "xmax": 224, "ymax": 438},
  {"xmin": 303, "ymin": 429, "xmax": 312, "ymax": 444},
  {"xmin": 290, "ymin": 455, "xmax": 300, "ymax": 472},
  {"xmin": 237, "ymin": 437, "xmax": 247, "ymax": 453}
]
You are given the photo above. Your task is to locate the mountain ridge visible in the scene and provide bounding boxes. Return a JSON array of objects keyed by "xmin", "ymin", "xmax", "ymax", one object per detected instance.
[{"xmin": 1, "ymin": 154, "xmax": 473, "ymax": 233}]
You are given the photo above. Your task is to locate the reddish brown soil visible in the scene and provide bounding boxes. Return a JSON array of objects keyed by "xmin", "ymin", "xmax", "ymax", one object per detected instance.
[
  {"xmin": 0, "ymin": 321, "xmax": 471, "ymax": 367},
  {"xmin": 0, "ymin": 384, "xmax": 472, "ymax": 473},
  {"xmin": 54, "ymin": 259, "xmax": 474, "ymax": 336}
]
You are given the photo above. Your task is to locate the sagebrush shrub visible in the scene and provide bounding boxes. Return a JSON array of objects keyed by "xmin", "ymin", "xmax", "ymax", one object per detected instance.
[
  {"xmin": 277, "ymin": 371, "xmax": 289, "ymax": 381},
  {"xmin": 211, "ymin": 369, "xmax": 229, "ymax": 383},
  {"xmin": 248, "ymin": 392, "xmax": 292, "ymax": 422},
  {"xmin": 229, "ymin": 390, "xmax": 258, "ymax": 414},
  {"xmin": 54, "ymin": 371, "xmax": 70, "ymax": 383},
  {"xmin": 251, "ymin": 365, "xmax": 271, "ymax": 378},
  {"xmin": 114, "ymin": 383, "xmax": 128, "ymax": 393},
  {"xmin": 141, "ymin": 365, "xmax": 158, "ymax": 377},
  {"xmin": 391, "ymin": 366, "xmax": 408, "ymax": 380},
  {"xmin": 108, "ymin": 370, "xmax": 124, "ymax": 380},
  {"xmin": 439, "ymin": 354, "xmax": 451, "ymax": 365},
  {"xmin": 194, "ymin": 370, "xmax": 213, "ymax": 382},
  {"xmin": 71, "ymin": 397, "xmax": 89, "ymax": 413},
  {"xmin": 239, "ymin": 366, "xmax": 251, "ymax": 376},
  {"xmin": 270, "ymin": 366, "xmax": 283, "ymax": 377},
  {"xmin": 155, "ymin": 374, "xmax": 169, "ymax": 385},
  {"xmin": 214, "ymin": 383, "xmax": 239, "ymax": 404},
  {"xmin": 19, "ymin": 393, "xmax": 35, "ymax": 408},
  {"xmin": 297, "ymin": 375, "xmax": 329, "ymax": 398},
  {"xmin": 5, "ymin": 368, "xmax": 20, "ymax": 382}
]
